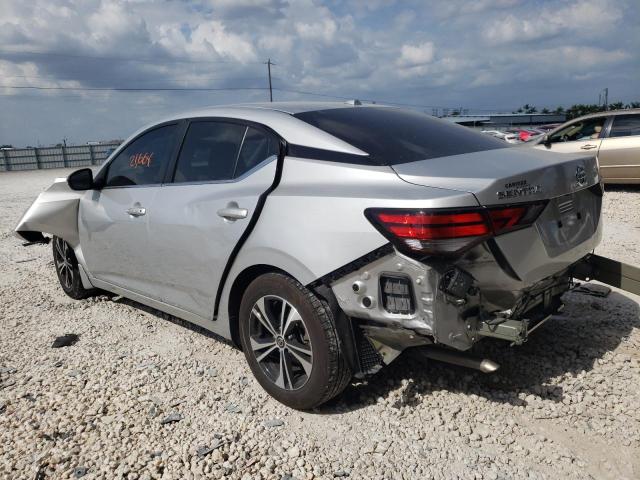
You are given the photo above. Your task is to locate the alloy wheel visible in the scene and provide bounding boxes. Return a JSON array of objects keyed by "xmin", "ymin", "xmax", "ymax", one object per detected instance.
[
  {"xmin": 53, "ymin": 237, "xmax": 74, "ymax": 290},
  {"xmin": 248, "ymin": 295, "xmax": 313, "ymax": 390}
]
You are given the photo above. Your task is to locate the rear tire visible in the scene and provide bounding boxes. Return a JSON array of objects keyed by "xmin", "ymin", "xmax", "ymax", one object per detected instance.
[
  {"xmin": 239, "ymin": 272, "xmax": 352, "ymax": 409},
  {"xmin": 52, "ymin": 236, "xmax": 98, "ymax": 300}
]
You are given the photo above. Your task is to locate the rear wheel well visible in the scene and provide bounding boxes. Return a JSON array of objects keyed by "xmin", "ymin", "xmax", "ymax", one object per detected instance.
[{"xmin": 228, "ymin": 264, "xmax": 287, "ymax": 348}]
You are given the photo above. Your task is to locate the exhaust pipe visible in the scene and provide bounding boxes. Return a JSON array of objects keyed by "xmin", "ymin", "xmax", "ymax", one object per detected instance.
[{"xmin": 421, "ymin": 348, "xmax": 499, "ymax": 373}]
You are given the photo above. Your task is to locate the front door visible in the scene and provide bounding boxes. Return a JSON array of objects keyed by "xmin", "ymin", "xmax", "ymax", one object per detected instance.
[
  {"xmin": 535, "ymin": 116, "xmax": 607, "ymax": 155},
  {"xmin": 145, "ymin": 121, "xmax": 280, "ymax": 319},
  {"xmin": 79, "ymin": 123, "xmax": 181, "ymax": 296}
]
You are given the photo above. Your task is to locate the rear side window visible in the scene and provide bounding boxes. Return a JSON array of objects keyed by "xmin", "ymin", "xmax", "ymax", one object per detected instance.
[
  {"xmin": 294, "ymin": 107, "xmax": 506, "ymax": 165},
  {"xmin": 173, "ymin": 121, "xmax": 246, "ymax": 183},
  {"xmin": 609, "ymin": 114, "xmax": 640, "ymax": 137},
  {"xmin": 105, "ymin": 124, "xmax": 178, "ymax": 187},
  {"xmin": 234, "ymin": 127, "xmax": 279, "ymax": 178}
]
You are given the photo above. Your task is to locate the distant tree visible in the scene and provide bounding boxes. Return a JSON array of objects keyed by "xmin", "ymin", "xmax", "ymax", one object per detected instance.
[
  {"xmin": 628, "ymin": 102, "xmax": 640, "ymax": 108},
  {"xmin": 541, "ymin": 107, "xmax": 550, "ymax": 114},
  {"xmin": 513, "ymin": 104, "xmax": 538, "ymax": 114},
  {"xmin": 608, "ymin": 101, "xmax": 624, "ymax": 110}
]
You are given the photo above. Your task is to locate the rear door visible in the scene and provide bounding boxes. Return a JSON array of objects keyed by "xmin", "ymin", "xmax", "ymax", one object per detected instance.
[
  {"xmin": 535, "ymin": 116, "xmax": 607, "ymax": 155},
  {"xmin": 146, "ymin": 120, "xmax": 280, "ymax": 319},
  {"xmin": 597, "ymin": 114, "xmax": 640, "ymax": 182},
  {"xmin": 79, "ymin": 123, "xmax": 181, "ymax": 294}
]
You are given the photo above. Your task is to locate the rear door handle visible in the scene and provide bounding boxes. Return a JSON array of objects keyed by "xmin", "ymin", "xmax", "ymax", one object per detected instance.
[
  {"xmin": 126, "ymin": 207, "xmax": 146, "ymax": 217},
  {"xmin": 217, "ymin": 204, "xmax": 248, "ymax": 221},
  {"xmin": 580, "ymin": 144, "xmax": 598, "ymax": 150}
]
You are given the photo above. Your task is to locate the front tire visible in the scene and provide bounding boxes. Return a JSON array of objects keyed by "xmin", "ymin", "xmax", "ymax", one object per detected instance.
[
  {"xmin": 239, "ymin": 273, "xmax": 352, "ymax": 409},
  {"xmin": 52, "ymin": 236, "xmax": 98, "ymax": 300}
]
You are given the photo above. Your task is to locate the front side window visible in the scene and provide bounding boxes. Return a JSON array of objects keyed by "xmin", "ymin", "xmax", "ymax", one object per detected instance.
[
  {"xmin": 234, "ymin": 127, "xmax": 279, "ymax": 178},
  {"xmin": 104, "ymin": 124, "xmax": 178, "ymax": 187},
  {"xmin": 173, "ymin": 121, "xmax": 246, "ymax": 183},
  {"xmin": 549, "ymin": 117, "xmax": 605, "ymax": 143},
  {"xmin": 609, "ymin": 114, "xmax": 640, "ymax": 138}
]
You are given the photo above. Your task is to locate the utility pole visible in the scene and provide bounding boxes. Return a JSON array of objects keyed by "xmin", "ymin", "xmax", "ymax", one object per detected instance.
[
  {"xmin": 265, "ymin": 58, "xmax": 275, "ymax": 102},
  {"xmin": 604, "ymin": 87, "xmax": 608, "ymax": 111}
]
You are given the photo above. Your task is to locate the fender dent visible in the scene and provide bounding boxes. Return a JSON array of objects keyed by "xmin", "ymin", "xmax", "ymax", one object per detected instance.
[{"xmin": 14, "ymin": 178, "xmax": 82, "ymax": 246}]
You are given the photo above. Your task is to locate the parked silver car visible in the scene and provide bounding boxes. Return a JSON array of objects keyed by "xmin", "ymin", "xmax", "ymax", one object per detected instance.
[{"xmin": 16, "ymin": 102, "xmax": 604, "ymax": 409}]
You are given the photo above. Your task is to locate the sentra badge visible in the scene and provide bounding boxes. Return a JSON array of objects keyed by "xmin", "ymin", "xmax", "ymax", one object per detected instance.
[{"xmin": 497, "ymin": 179, "xmax": 542, "ymax": 200}]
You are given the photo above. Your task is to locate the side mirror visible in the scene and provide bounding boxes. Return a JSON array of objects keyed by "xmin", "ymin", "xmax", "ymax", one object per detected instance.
[
  {"xmin": 543, "ymin": 134, "xmax": 552, "ymax": 147},
  {"xmin": 67, "ymin": 168, "xmax": 95, "ymax": 191}
]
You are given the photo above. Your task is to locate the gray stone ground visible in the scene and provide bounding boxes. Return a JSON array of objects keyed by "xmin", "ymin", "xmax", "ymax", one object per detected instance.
[{"xmin": 1, "ymin": 169, "xmax": 638, "ymax": 479}]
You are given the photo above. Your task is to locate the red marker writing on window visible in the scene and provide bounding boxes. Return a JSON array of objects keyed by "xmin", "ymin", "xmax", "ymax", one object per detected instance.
[{"xmin": 129, "ymin": 152, "xmax": 154, "ymax": 168}]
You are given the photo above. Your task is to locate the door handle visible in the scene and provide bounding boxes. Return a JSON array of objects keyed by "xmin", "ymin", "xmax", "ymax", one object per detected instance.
[
  {"xmin": 580, "ymin": 144, "xmax": 598, "ymax": 150},
  {"xmin": 126, "ymin": 207, "xmax": 146, "ymax": 217},
  {"xmin": 217, "ymin": 204, "xmax": 248, "ymax": 221}
]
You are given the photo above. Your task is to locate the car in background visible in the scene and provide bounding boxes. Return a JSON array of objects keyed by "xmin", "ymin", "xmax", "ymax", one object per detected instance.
[
  {"xmin": 530, "ymin": 109, "xmax": 640, "ymax": 183},
  {"xmin": 503, "ymin": 133, "xmax": 520, "ymax": 144},
  {"xmin": 481, "ymin": 129, "xmax": 506, "ymax": 139},
  {"xmin": 518, "ymin": 129, "xmax": 544, "ymax": 142},
  {"xmin": 537, "ymin": 124, "xmax": 561, "ymax": 132}
]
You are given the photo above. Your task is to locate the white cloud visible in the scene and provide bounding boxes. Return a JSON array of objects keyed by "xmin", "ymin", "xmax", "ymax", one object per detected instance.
[
  {"xmin": 398, "ymin": 41, "xmax": 435, "ymax": 66},
  {"xmin": 258, "ymin": 34, "xmax": 294, "ymax": 56},
  {"xmin": 188, "ymin": 21, "xmax": 258, "ymax": 63},
  {"xmin": 0, "ymin": 0, "xmax": 637, "ymax": 146},
  {"xmin": 294, "ymin": 18, "xmax": 337, "ymax": 42},
  {"xmin": 483, "ymin": 0, "xmax": 624, "ymax": 45}
]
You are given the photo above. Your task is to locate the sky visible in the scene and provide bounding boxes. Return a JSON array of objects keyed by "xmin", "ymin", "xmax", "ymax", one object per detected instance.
[{"xmin": 1, "ymin": 0, "xmax": 639, "ymax": 147}]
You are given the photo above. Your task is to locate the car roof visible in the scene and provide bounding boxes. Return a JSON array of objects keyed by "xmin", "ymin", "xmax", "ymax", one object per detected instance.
[
  {"xmin": 130, "ymin": 102, "xmax": 377, "ymax": 156},
  {"xmin": 569, "ymin": 108, "xmax": 640, "ymax": 122},
  {"xmin": 171, "ymin": 101, "xmax": 379, "ymax": 119}
]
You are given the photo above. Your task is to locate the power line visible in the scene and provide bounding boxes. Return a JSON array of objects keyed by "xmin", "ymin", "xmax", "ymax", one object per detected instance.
[
  {"xmin": 1, "ymin": 74, "xmax": 266, "ymax": 83},
  {"xmin": 0, "ymin": 49, "xmax": 266, "ymax": 65},
  {"xmin": 1, "ymin": 84, "xmax": 268, "ymax": 92}
]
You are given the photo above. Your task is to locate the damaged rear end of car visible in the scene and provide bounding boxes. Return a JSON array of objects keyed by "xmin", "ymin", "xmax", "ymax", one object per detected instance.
[
  {"xmin": 326, "ymin": 153, "xmax": 602, "ymax": 374},
  {"xmin": 295, "ymin": 107, "xmax": 607, "ymax": 376}
]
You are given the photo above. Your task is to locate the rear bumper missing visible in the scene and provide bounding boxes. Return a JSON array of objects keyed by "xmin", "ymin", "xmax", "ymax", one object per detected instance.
[
  {"xmin": 327, "ymin": 246, "xmax": 574, "ymax": 362},
  {"xmin": 325, "ymin": 246, "xmax": 640, "ymax": 373}
]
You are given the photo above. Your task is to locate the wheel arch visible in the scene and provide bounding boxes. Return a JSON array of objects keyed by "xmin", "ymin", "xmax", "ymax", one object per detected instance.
[
  {"xmin": 227, "ymin": 264, "xmax": 289, "ymax": 348},
  {"xmin": 226, "ymin": 262, "xmax": 362, "ymax": 378}
]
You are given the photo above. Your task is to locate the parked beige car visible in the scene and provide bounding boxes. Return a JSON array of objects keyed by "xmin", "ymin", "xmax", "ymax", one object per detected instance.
[{"xmin": 530, "ymin": 109, "xmax": 640, "ymax": 183}]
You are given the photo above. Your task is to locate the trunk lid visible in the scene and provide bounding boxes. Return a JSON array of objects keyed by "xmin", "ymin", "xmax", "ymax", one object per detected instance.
[
  {"xmin": 392, "ymin": 148, "xmax": 603, "ymax": 285},
  {"xmin": 391, "ymin": 147, "xmax": 599, "ymax": 206}
]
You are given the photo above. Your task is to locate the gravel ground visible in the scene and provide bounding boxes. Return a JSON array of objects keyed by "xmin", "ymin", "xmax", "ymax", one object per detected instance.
[{"xmin": 1, "ymin": 168, "xmax": 639, "ymax": 480}]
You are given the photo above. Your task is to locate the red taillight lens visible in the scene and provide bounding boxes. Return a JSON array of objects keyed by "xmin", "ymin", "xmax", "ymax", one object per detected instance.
[
  {"xmin": 366, "ymin": 202, "xmax": 546, "ymax": 256},
  {"xmin": 377, "ymin": 211, "xmax": 490, "ymax": 240},
  {"xmin": 488, "ymin": 206, "xmax": 526, "ymax": 232}
]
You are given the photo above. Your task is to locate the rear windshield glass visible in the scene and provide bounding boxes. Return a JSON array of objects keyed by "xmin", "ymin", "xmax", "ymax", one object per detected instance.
[{"xmin": 294, "ymin": 107, "xmax": 507, "ymax": 165}]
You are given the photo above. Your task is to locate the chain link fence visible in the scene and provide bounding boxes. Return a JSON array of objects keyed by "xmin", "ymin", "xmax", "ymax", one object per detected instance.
[{"xmin": 0, "ymin": 143, "xmax": 121, "ymax": 172}]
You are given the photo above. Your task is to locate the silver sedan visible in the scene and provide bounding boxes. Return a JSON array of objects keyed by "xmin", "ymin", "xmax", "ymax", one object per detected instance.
[{"xmin": 16, "ymin": 102, "xmax": 603, "ymax": 409}]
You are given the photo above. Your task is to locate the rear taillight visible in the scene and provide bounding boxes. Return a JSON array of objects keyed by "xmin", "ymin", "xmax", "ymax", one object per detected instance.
[{"xmin": 365, "ymin": 202, "xmax": 546, "ymax": 256}]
